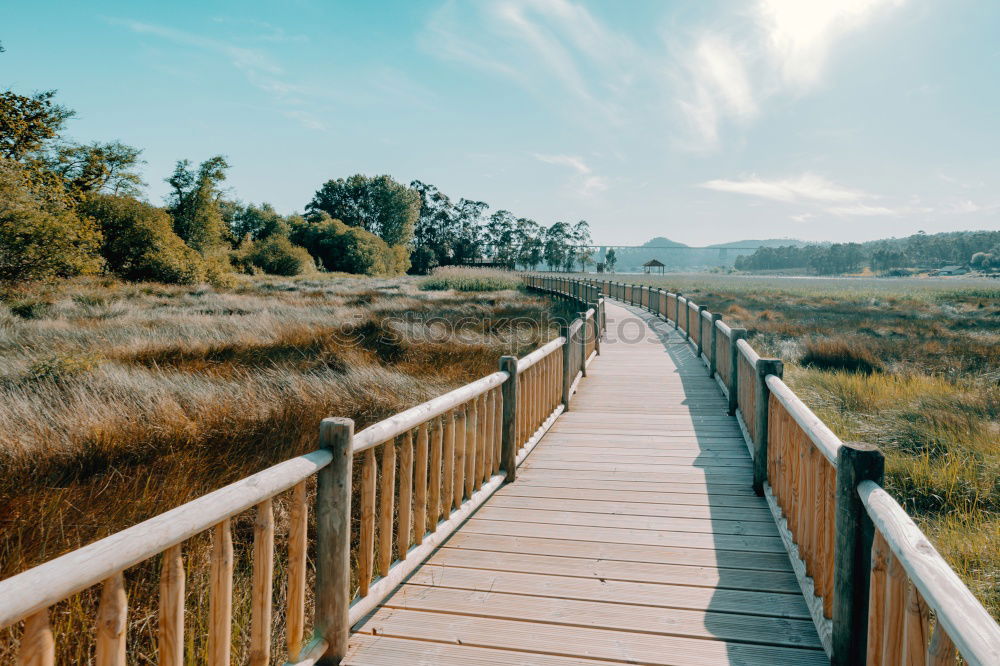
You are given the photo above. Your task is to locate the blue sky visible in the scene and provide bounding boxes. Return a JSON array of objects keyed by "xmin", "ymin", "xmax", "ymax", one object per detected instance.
[{"xmin": 3, "ymin": 0, "xmax": 999, "ymax": 245}]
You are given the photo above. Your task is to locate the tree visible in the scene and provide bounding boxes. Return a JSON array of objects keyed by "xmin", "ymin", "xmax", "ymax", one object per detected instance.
[
  {"xmin": 48, "ymin": 141, "xmax": 145, "ymax": 196},
  {"xmin": 410, "ymin": 180, "xmax": 456, "ymax": 270},
  {"xmin": 0, "ymin": 157, "xmax": 102, "ymax": 282},
  {"xmin": 452, "ymin": 198, "xmax": 487, "ymax": 264},
  {"xmin": 222, "ymin": 201, "xmax": 289, "ymax": 241},
  {"xmin": 166, "ymin": 156, "xmax": 232, "ymax": 253},
  {"xmin": 544, "ymin": 222, "xmax": 570, "ymax": 271},
  {"xmin": 515, "ymin": 217, "xmax": 544, "ymax": 270},
  {"xmin": 605, "ymin": 248, "xmax": 617, "ymax": 273},
  {"xmin": 307, "ymin": 174, "xmax": 419, "ymax": 247},
  {"xmin": 0, "ymin": 90, "xmax": 74, "ymax": 161},
  {"xmin": 485, "ymin": 209, "xmax": 516, "ymax": 266},
  {"xmin": 78, "ymin": 194, "xmax": 206, "ymax": 284}
]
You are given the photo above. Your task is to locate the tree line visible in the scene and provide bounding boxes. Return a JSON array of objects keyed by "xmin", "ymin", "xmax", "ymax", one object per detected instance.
[
  {"xmin": 734, "ymin": 231, "xmax": 1000, "ymax": 274},
  {"xmin": 1, "ymin": 73, "xmax": 597, "ymax": 285}
]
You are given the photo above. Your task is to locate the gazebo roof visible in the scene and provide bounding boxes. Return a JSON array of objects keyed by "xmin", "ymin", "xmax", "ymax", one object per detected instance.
[{"xmin": 642, "ymin": 259, "xmax": 665, "ymax": 267}]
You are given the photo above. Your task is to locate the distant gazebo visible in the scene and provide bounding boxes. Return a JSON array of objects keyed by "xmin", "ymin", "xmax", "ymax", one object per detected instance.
[{"xmin": 643, "ymin": 259, "xmax": 665, "ymax": 274}]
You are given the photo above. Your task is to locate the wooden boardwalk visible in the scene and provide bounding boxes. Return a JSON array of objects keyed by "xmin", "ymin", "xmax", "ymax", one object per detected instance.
[{"xmin": 345, "ymin": 300, "xmax": 827, "ymax": 665}]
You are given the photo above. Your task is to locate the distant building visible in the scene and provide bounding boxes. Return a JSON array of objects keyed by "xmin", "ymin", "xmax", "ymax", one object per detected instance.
[
  {"xmin": 643, "ymin": 259, "xmax": 666, "ymax": 274},
  {"xmin": 935, "ymin": 265, "xmax": 969, "ymax": 276}
]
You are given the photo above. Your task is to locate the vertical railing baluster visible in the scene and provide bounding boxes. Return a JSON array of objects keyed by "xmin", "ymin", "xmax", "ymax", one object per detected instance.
[
  {"xmin": 96, "ymin": 572, "xmax": 127, "ymax": 666},
  {"xmin": 286, "ymin": 481, "xmax": 307, "ymax": 659},
  {"xmin": 159, "ymin": 544, "xmax": 184, "ymax": 666},
  {"xmin": 208, "ymin": 519, "xmax": 232, "ymax": 666},
  {"xmin": 378, "ymin": 438, "xmax": 396, "ymax": 573},
  {"xmin": 250, "ymin": 499, "xmax": 274, "ymax": 666},
  {"xmin": 397, "ymin": 431, "xmax": 414, "ymax": 559},
  {"xmin": 413, "ymin": 424, "xmax": 429, "ymax": 544},
  {"xmin": 358, "ymin": 449, "xmax": 376, "ymax": 596}
]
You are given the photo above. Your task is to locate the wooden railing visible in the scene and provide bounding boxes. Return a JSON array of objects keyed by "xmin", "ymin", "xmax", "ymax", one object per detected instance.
[
  {"xmin": 0, "ymin": 284, "xmax": 605, "ymax": 665},
  {"xmin": 538, "ymin": 276, "xmax": 1000, "ymax": 666}
]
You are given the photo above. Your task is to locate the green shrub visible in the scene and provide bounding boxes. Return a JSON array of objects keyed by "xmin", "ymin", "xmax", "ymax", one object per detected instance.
[
  {"xmin": 0, "ymin": 158, "xmax": 103, "ymax": 282},
  {"xmin": 239, "ymin": 235, "xmax": 315, "ymax": 276},
  {"xmin": 77, "ymin": 194, "xmax": 206, "ymax": 284},
  {"xmin": 289, "ymin": 214, "xmax": 409, "ymax": 276},
  {"xmin": 29, "ymin": 352, "xmax": 103, "ymax": 381},
  {"xmin": 9, "ymin": 297, "xmax": 54, "ymax": 319}
]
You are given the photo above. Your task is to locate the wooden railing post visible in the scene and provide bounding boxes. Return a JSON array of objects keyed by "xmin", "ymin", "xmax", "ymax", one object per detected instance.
[
  {"xmin": 315, "ymin": 417, "xmax": 353, "ymax": 665},
  {"xmin": 674, "ymin": 292, "xmax": 681, "ymax": 329},
  {"xmin": 578, "ymin": 312, "xmax": 588, "ymax": 377},
  {"xmin": 695, "ymin": 305, "xmax": 708, "ymax": 358},
  {"xmin": 832, "ymin": 443, "xmax": 885, "ymax": 666},
  {"xmin": 708, "ymin": 313, "xmax": 722, "ymax": 378},
  {"xmin": 589, "ymin": 302, "xmax": 601, "ymax": 355},
  {"xmin": 499, "ymin": 356, "xmax": 518, "ymax": 483},
  {"xmin": 727, "ymin": 328, "xmax": 746, "ymax": 416},
  {"xmin": 752, "ymin": 359, "xmax": 782, "ymax": 495},
  {"xmin": 560, "ymin": 324, "xmax": 572, "ymax": 409}
]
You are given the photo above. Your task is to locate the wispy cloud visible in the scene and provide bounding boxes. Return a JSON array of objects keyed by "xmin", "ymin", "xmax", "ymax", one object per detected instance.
[
  {"xmin": 109, "ymin": 18, "xmax": 326, "ymax": 128},
  {"xmin": 534, "ymin": 153, "xmax": 607, "ymax": 196},
  {"xmin": 700, "ymin": 173, "xmax": 867, "ymax": 203},
  {"xmin": 284, "ymin": 110, "xmax": 327, "ymax": 131},
  {"xmin": 422, "ymin": 0, "xmax": 635, "ymax": 124}
]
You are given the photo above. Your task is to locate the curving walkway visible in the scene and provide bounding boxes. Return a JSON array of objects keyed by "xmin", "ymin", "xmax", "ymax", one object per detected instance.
[{"xmin": 344, "ymin": 300, "xmax": 825, "ymax": 665}]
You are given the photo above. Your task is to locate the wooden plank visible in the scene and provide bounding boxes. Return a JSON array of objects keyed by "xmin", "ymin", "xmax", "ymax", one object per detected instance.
[
  {"xmin": 487, "ymin": 493, "xmax": 775, "ymax": 521},
  {"xmin": 440, "ymin": 532, "xmax": 797, "ymax": 575},
  {"xmin": 473, "ymin": 506, "xmax": 780, "ymax": 537},
  {"xmin": 512, "ymin": 473, "xmax": 756, "ymax": 496},
  {"xmin": 346, "ymin": 634, "xmax": 613, "ymax": 665},
  {"xmin": 383, "ymin": 584, "xmax": 823, "ymax": 648},
  {"xmin": 250, "ymin": 499, "xmax": 274, "ymax": 666},
  {"xmin": 355, "ymin": 608, "xmax": 829, "ymax": 666},
  {"xmin": 406, "ymin": 563, "xmax": 811, "ymax": 618},
  {"xmin": 461, "ymin": 518, "xmax": 787, "ymax": 553},
  {"xmin": 497, "ymin": 483, "xmax": 768, "ymax": 507}
]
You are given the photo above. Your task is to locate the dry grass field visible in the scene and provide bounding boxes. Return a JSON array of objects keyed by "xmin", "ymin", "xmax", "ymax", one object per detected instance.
[
  {"xmin": 0, "ymin": 270, "xmax": 569, "ymax": 663},
  {"xmin": 612, "ymin": 272, "xmax": 1000, "ymax": 619}
]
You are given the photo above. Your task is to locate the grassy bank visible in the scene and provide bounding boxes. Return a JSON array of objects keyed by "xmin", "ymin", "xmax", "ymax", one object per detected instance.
[
  {"xmin": 0, "ymin": 272, "xmax": 569, "ymax": 663},
  {"xmin": 609, "ymin": 273, "xmax": 1000, "ymax": 618}
]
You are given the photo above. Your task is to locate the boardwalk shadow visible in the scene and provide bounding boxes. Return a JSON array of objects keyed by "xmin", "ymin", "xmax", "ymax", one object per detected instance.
[{"xmin": 610, "ymin": 303, "xmax": 822, "ymax": 664}]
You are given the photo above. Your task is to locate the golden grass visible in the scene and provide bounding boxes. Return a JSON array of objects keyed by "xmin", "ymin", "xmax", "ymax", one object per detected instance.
[{"xmin": 0, "ymin": 273, "xmax": 571, "ymax": 663}]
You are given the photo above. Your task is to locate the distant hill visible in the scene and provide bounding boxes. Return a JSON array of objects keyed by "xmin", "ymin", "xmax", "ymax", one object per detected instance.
[{"xmin": 600, "ymin": 237, "xmax": 809, "ymax": 270}]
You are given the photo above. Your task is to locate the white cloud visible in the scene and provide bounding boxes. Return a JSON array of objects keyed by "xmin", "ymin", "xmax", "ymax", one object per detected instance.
[
  {"xmin": 284, "ymin": 110, "xmax": 327, "ymax": 131},
  {"xmin": 534, "ymin": 153, "xmax": 606, "ymax": 196},
  {"xmin": 760, "ymin": 0, "xmax": 906, "ymax": 90},
  {"xmin": 824, "ymin": 204, "xmax": 897, "ymax": 216},
  {"xmin": 533, "ymin": 153, "xmax": 591, "ymax": 174},
  {"xmin": 674, "ymin": 0, "xmax": 906, "ymax": 149},
  {"xmin": 700, "ymin": 173, "xmax": 867, "ymax": 203}
]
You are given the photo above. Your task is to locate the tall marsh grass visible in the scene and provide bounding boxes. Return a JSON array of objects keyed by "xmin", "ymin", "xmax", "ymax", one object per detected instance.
[
  {"xmin": 0, "ymin": 273, "xmax": 572, "ymax": 663},
  {"xmin": 419, "ymin": 266, "xmax": 521, "ymax": 292}
]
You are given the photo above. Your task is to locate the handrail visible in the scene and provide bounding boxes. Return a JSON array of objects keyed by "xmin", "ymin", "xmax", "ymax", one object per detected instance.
[
  {"xmin": 517, "ymin": 336, "xmax": 564, "ymax": 373},
  {"xmin": 716, "ymin": 318, "xmax": 732, "ymax": 336},
  {"xmin": 0, "ymin": 448, "xmax": 333, "ymax": 628},
  {"xmin": 765, "ymin": 375, "xmax": 841, "ymax": 465},
  {"xmin": 352, "ymin": 371, "xmax": 507, "ymax": 453},
  {"xmin": 859, "ymin": 480, "xmax": 1000, "ymax": 665},
  {"xmin": 736, "ymin": 337, "xmax": 760, "ymax": 366}
]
